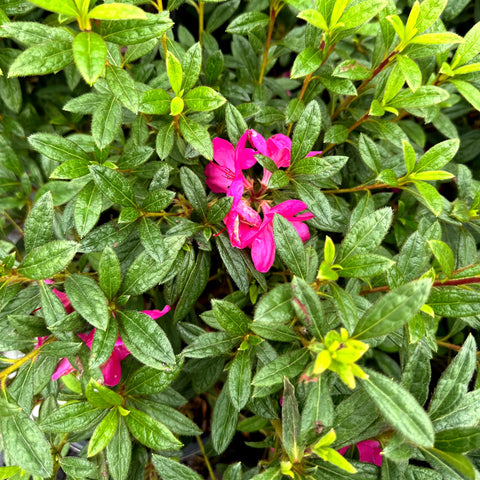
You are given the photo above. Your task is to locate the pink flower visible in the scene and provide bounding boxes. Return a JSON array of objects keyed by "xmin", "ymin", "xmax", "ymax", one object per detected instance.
[
  {"xmin": 248, "ymin": 201, "xmax": 314, "ymax": 273},
  {"xmin": 204, "ymin": 130, "xmax": 318, "ymax": 273},
  {"xmin": 205, "ymin": 132, "xmax": 256, "ymax": 194},
  {"xmin": 338, "ymin": 440, "xmax": 383, "ymax": 466},
  {"xmin": 46, "ymin": 299, "xmax": 171, "ymax": 386}
]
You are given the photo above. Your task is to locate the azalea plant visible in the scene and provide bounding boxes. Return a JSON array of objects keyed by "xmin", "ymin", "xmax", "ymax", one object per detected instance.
[{"xmin": 1, "ymin": 0, "xmax": 480, "ymax": 478}]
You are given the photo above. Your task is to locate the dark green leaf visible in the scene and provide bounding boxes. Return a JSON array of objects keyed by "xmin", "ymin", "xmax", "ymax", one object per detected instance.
[
  {"xmin": 24, "ymin": 191, "xmax": 53, "ymax": 253},
  {"xmin": 354, "ymin": 279, "xmax": 432, "ymax": 339},
  {"xmin": 65, "ymin": 274, "xmax": 109, "ymax": 330},
  {"xmin": 89, "ymin": 165, "xmax": 136, "ymax": 207}
]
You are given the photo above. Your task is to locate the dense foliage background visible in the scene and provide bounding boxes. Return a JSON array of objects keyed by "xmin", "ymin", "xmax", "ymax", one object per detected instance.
[{"xmin": 2, "ymin": 0, "xmax": 480, "ymax": 478}]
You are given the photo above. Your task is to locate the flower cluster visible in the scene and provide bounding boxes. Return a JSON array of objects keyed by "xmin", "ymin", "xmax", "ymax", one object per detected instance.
[
  {"xmin": 205, "ymin": 130, "xmax": 319, "ymax": 272},
  {"xmin": 38, "ymin": 283, "xmax": 170, "ymax": 386}
]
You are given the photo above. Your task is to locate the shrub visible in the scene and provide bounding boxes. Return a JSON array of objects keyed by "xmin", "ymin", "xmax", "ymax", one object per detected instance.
[{"xmin": 1, "ymin": 0, "xmax": 480, "ymax": 478}]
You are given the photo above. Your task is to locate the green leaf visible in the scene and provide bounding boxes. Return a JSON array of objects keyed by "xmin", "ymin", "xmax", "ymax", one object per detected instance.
[
  {"xmin": 89, "ymin": 164, "xmax": 135, "ymax": 207},
  {"xmin": 106, "ymin": 416, "xmax": 131, "ymax": 480},
  {"xmin": 181, "ymin": 42, "xmax": 202, "ymax": 92},
  {"xmin": 362, "ymin": 369, "xmax": 434, "ymax": 447},
  {"xmin": 419, "ymin": 447, "xmax": 475, "ymax": 480},
  {"xmin": 40, "ymin": 402, "xmax": 105, "ymax": 433},
  {"xmin": 73, "ymin": 32, "xmax": 106, "ymax": 86},
  {"xmin": 452, "ymin": 22, "xmax": 480, "ymax": 68},
  {"xmin": 207, "ymin": 196, "xmax": 233, "ymax": 225},
  {"xmin": 91, "ymin": 94, "xmax": 122, "ymax": 149},
  {"xmin": 435, "ymin": 427, "xmax": 480, "ymax": 453},
  {"xmin": 88, "ymin": 3, "xmax": 147, "ymax": 20},
  {"xmin": 88, "ymin": 408, "xmax": 118, "ymax": 457},
  {"xmin": 291, "ymin": 47, "xmax": 323, "ymax": 79},
  {"xmin": 74, "ymin": 182, "xmax": 103, "ymax": 238},
  {"xmin": 337, "ymin": 207, "xmax": 393, "ymax": 262},
  {"xmin": 389, "ymin": 86, "xmax": 450, "ymax": 109},
  {"xmin": 180, "ymin": 167, "xmax": 207, "ymax": 219},
  {"xmin": 428, "ymin": 335, "xmax": 476, "ymax": 419},
  {"xmin": 252, "ymin": 349, "xmax": 310, "ymax": 388},
  {"xmin": 179, "ymin": 116, "xmax": 213, "ymax": 160},
  {"xmin": 100, "ymin": 12, "xmax": 173, "ymax": 45},
  {"xmin": 429, "ymin": 287, "xmax": 480, "ymax": 317},
  {"xmin": 50, "ymin": 159, "xmax": 90, "ymax": 179},
  {"xmin": 174, "ymin": 250, "xmax": 210, "ymax": 322},
  {"xmin": 396, "ymin": 54, "xmax": 422, "ymax": 92},
  {"xmin": 140, "ymin": 89, "xmax": 171, "ymax": 114},
  {"xmin": 118, "ymin": 310, "xmax": 175, "ymax": 368},
  {"xmin": 125, "ymin": 408, "xmax": 182, "ymax": 450},
  {"xmin": 212, "ymin": 299, "xmax": 250, "ymax": 335},
  {"xmin": 273, "ymin": 214, "xmax": 308, "ymax": 278},
  {"xmin": 106, "ymin": 65, "xmax": 140, "ymax": 113},
  {"xmin": 409, "ymin": 181, "xmax": 444, "ymax": 216},
  {"xmin": 138, "ymin": 217, "xmax": 165, "ymax": 263},
  {"xmin": 298, "ymin": 9, "xmax": 328, "ymax": 29},
  {"xmin": 8, "ymin": 41, "xmax": 73, "ymax": 77},
  {"xmin": 354, "ymin": 279, "xmax": 432, "ymax": 339},
  {"xmin": 99, "ymin": 246, "xmax": 121, "ymax": 300},
  {"xmin": 339, "ymin": 254, "xmax": 394, "ymax": 278},
  {"xmin": 90, "ymin": 319, "xmax": 117, "ymax": 369},
  {"xmin": 341, "ymin": 0, "xmax": 387, "ymax": 29},
  {"xmin": 152, "ymin": 454, "xmax": 203, "ymax": 480},
  {"xmin": 414, "ymin": 139, "xmax": 460, "ymax": 172},
  {"xmin": 411, "ymin": 32, "xmax": 464, "ymax": 45},
  {"xmin": 415, "ymin": 0, "xmax": 447, "ymax": 33},
  {"xmin": 132, "ymin": 398, "xmax": 201, "ymax": 436},
  {"xmin": 212, "ymin": 386, "xmax": 239, "ymax": 454},
  {"xmin": 295, "ymin": 182, "xmax": 332, "ymax": 226},
  {"xmin": 120, "ymin": 236, "xmax": 184, "ymax": 295},
  {"xmin": 126, "ymin": 365, "xmax": 179, "ymax": 395},
  {"xmin": 167, "ymin": 51, "xmax": 182, "ymax": 96},
  {"xmin": 324, "ymin": 124, "xmax": 348, "ymax": 144},
  {"xmin": 28, "ymin": 133, "xmax": 90, "ymax": 163},
  {"xmin": 291, "ymin": 100, "xmax": 322, "ymax": 164},
  {"xmin": 156, "ymin": 122, "xmax": 175, "ymax": 159},
  {"xmin": 184, "ymin": 86, "xmax": 226, "ymax": 112},
  {"xmin": 18, "ymin": 240, "xmax": 77, "ymax": 280},
  {"xmin": 183, "ymin": 331, "xmax": 241, "ymax": 358},
  {"xmin": 27, "ymin": 0, "xmax": 77, "ymax": 16},
  {"xmin": 24, "ymin": 191, "xmax": 53, "ymax": 253},
  {"xmin": 226, "ymin": 11, "xmax": 269, "ymax": 34},
  {"xmin": 143, "ymin": 189, "xmax": 175, "ymax": 213},
  {"xmin": 291, "ymin": 276, "xmax": 326, "ymax": 339},
  {"xmin": 450, "ymin": 79, "xmax": 480, "ymax": 112},
  {"xmin": 228, "ymin": 350, "xmax": 251, "ymax": 410},
  {"xmin": 215, "ymin": 233, "xmax": 249, "ymax": 294},
  {"xmin": 59, "ymin": 458, "xmax": 98, "ymax": 479},
  {"xmin": 65, "ymin": 274, "xmax": 109, "ymax": 330},
  {"xmin": 1, "ymin": 413, "xmax": 53, "ymax": 477},
  {"xmin": 428, "ymin": 240, "xmax": 454, "ymax": 277},
  {"xmin": 358, "ymin": 134, "xmax": 381, "ymax": 173},
  {"xmin": 329, "ymin": 283, "xmax": 358, "ymax": 335},
  {"xmin": 282, "ymin": 377, "xmax": 302, "ymax": 463},
  {"xmin": 225, "ymin": 103, "xmax": 248, "ymax": 145}
]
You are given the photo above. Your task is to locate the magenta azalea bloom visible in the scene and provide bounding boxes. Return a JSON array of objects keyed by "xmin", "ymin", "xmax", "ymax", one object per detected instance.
[
  {"xmin": 248, "ymin": 201, "xmax": 314, "ymax": 272},
  {"xmin": 205, "ymin": 129, "xmax": 318, "ymax": 272},
  {"xmin": 45, "ymin": 296, "xmax": 171, "ymax": 386},
  {"xmin": 205, "ymin": 131, "xmax": 256, "ymax": 194},
  {"xmin": 338, "ymin": 440, "xmax": 383, "ymax": 466}
]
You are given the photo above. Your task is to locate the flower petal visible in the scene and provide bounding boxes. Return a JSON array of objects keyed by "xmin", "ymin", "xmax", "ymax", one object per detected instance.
[
  {"xmin": 52, "ymin": 358, "xmax": 75, "ymax": 381},
  {"xmin": 250, "ymin": 222, "xmax": 276, "ymax": 272}
]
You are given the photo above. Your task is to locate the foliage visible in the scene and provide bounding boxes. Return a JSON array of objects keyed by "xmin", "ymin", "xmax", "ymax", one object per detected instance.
[{"xmin": 1, "ymin": 0, "xmax": 480, "ymax": 478}]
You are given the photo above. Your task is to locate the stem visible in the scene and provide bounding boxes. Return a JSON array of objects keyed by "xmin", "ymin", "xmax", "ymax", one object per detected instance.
[
  {"xmin": 259, "ymin": 6, "xmax": 277, "ymax": 85},
  {"xmin": 3, "ymin": 211, "xmax": 24, "ymax": 236},
  {"xmin": 196, "ymin": 435, "xmax": 215, "ymax": 480},
  {"xmin": 320, "ymin": 113, "xmax": 371, "ymax": 156},
  {"xmin": 322, "ymin": 182, "xmax": 391, "ymax": 195},
  {"xmin": 198, "ymin": 1, "xmax": 204, "ymax": 45},
  {"xmin": 331, "ymin": 51, "xmax": 397, "ymax": 121},
  {"xmin": 360, "ymin": 276, "xmax": 480, "ymax": 296},
  {"xmin": 437, "ymin": 340, "xmax": 461, "ymax": 352},
  {"xmin": 0, "ymin": 337, "xmax": 55, "ymax": 389}
]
